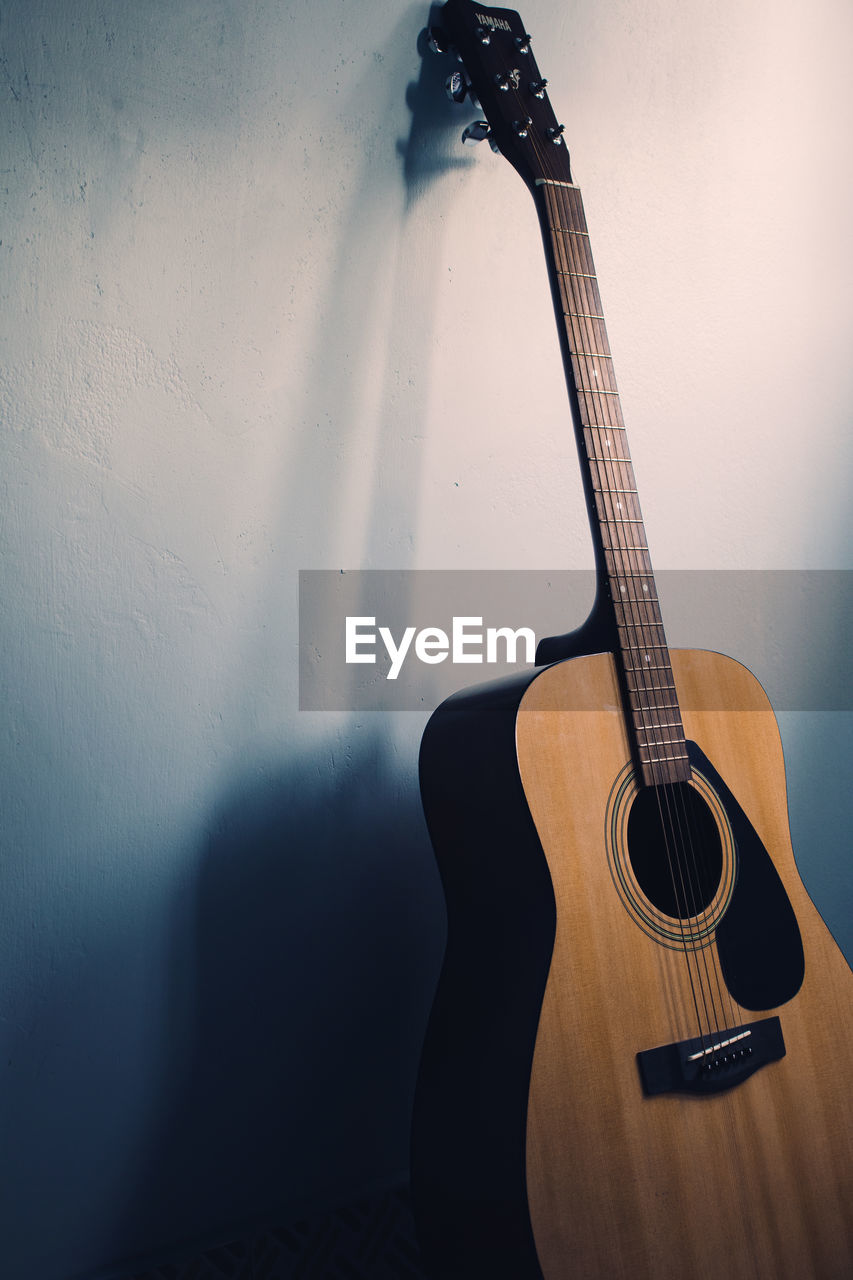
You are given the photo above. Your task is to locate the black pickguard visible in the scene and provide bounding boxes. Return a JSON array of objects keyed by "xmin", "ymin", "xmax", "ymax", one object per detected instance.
[{"xmin": 687, "ymin": 741, "xmax": 805, "ymax": 1010}]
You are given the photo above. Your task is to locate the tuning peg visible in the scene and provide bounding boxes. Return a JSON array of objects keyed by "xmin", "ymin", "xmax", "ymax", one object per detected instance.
[
  {"xmin": 462, "ymin": 121, "xmax": 501, "ymax": 155},
  {"xmin": 462, "ymin": 120, "xmax": 492, "ymax": 145},
  {"xmin": 445, "ymin": 70, "xmax": 469, "ymax": 103},
  {"xmin": 427, "ymin": 25, "xmax": 449, "ymax": 54},
  {"xmin": 445, "ymin": 70, "xmax": 466, "ymax": 102},
  {"xmin": 529, "ymin": 77, "xmax": 548, "ymax": 99},
  {"xmin": 548, "ymin": 123, "xmax": 566, "ymax": 144},
  {"xmin": 515, "ymin": 33, "xmax": 532, "ymax": 54},
  {"xmin": 513, "ymin": 116, "xmax": 533, "ymax": 138}
]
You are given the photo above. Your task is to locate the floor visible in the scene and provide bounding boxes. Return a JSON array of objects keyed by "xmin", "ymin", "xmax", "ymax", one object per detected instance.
[{"xmin": 123, "ymin": 1185, "xmax": 427, "ymax": 1280}]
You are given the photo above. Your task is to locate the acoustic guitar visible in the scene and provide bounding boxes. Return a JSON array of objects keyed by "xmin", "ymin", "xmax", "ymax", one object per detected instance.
[{"xmin": 410, "ymin": 3, "xmax": 853, "ymax": 1277}]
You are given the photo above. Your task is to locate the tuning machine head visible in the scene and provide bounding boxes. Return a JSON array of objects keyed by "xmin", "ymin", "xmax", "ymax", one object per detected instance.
[
  {"xmin": 445, "ymin": 68, "xmax": 480, "ymax": 105},
  {"xmin": 461, "ymin": 120, "xmax": 501, "ymax": 153},
  {"xmin": 426, "ymin": 25, "xmax": 450, "ymax": 55}
]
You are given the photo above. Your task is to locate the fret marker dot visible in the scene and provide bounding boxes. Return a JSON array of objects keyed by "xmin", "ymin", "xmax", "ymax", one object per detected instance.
[
  {"xmin": 616, "ymin": 502, "xmax": 622, "ymax": 510},
  {"xmin": 642, "ymin": 584, "xmax": 648, "ymax": 593},
  {"xmin": 644, "ymin": 654, "xmax": 650, "ymax": 663},
  {"xmin": 621, "ymin": 585, "xmax": 627, "ymax": 594}
]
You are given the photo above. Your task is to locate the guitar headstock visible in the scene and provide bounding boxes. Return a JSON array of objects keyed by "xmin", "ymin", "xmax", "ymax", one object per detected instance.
[{"xmin": 428, "ymin": 0, "xmax": 571, "ymax": 188}]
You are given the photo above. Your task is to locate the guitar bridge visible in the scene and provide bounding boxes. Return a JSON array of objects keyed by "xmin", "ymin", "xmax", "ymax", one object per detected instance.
[{"xmin": 636, "ymin": 1016, "xmax": 785, "ymax": 1097}]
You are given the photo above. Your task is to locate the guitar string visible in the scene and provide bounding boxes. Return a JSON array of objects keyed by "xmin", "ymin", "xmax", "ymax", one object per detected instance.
[
  {"xmin": 541, "ymin": 179, "xmax": 710, "ymax": 1032},
  {"xmin": 563, "ymin": 178, "xmax": 736, "ymax": 1045},
  {"xmin": 529, "ymin": 119, "xmax": 726, "ymax": 1046},
  {"xmin": 668, "ymin": 723, "xmax": 740, "ymax": 1036},
  {"xmin": 542, "ymin": 178, "xmax": 712, "ymax": 1041},
  {"xmin": 543, "ymin": 172, "xmax": 730, "ymax": 1047},
  {"xmin": 549, "ymin": 179, "xmax": 739, "ymax": 1046}
]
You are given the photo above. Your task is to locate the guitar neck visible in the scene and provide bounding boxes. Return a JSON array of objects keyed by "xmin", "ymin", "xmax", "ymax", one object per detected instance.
[
  {"xmin": 536, "ymin": 177, "xmax": 690, "ymax": 786},
  {"xmin": 433, "ymin": 0, "xmax": 689, "ymax": 785}
]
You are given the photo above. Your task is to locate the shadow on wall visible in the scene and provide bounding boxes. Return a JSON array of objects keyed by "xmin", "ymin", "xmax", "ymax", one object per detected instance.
[
  {"xmin": 105, "ymin": 9, "xmax": 466, "ymax": 1273},
  {"xmin": 110, "ymin": 728, "xmax": 443, "ymax": 1268}
]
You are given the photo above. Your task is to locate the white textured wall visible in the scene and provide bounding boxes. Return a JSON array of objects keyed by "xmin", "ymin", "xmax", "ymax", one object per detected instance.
[{"xmin": 1, "ymin": 1, "xmax": 851, "ymax": 1276}]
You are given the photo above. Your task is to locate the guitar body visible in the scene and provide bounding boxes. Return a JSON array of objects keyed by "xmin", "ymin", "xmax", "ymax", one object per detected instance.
[{"xmin": 412, "ymin": 649, "xmax": 853, "ymax": 1278}]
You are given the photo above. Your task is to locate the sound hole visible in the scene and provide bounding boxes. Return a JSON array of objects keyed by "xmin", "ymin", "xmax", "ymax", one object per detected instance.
[{"xmin": 627, "ymin": 782, "xmax": 722, "ymax": 919}]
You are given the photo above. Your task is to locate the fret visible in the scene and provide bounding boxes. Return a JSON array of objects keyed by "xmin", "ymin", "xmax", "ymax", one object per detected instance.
[
  {"xmin": 616, "ymin": 616, "xmax": 664, "ymax": 633},
  {"xmin": 614, "ymin": 597, "xmax": 660, "ymax": 610},
  {"xmin": 623, "ymin": 664, "xmax": 676, "ymax": 683},
  {"xmin": 620, "ymin": 643, "xmax": 668, "ymax": 655},
  {"xmin": 563, "ymin": 315, "xmax": 610, "ymax": 345},
  {"xmin": 637, "ymin": 735, "xmax": 687, "ymax": 749},
  {"xmin": 622, "ymin": 686, "xmax": 676, "ymax": 706},
  {"xmin": 627, "ymin": 716, "xmax": 681, "ymax": 727},
  {"xmin": 630, "ymin": 705, "xmax": 681, "ymax": 718},
  {"xmin": 556, "ymin": 268, "xmax": 598, "ymax": 280},
  {"xmin": 624, "ymin": 664, "xmax": 674, "ymax": 676},
  {"xmin": 604, "ymin": 558, "xmax": 650, "ymax": 573},
  {"xmin": 577, "ymin": 388, "xmax": 621, "ymax": 397},
  {"xmin": 616, "ymin": 614, "xmax": 661, "ymax": 630},
  {"xmin": 607, "ymin": 563, "xmax": 654, "ymax": 581},
  {"xmin": 575, "ymin": 351, "xmax": 613, "ymax": 361},
  {"xmin": 635, "ymin": 714, "xmax": 685, "ymax": 729},
  {"xmin": 601, "ymin": 545, "xmax": 648, "ymax": 560},
  {"xmin": 620, "ymin": 637, "xmax": 669, "ymax": 652},
  {"xmin": 637, "ymin": 747, "xmax": 691, "ymax": 757},
  {"xmin": 616, "ymin": 614, "xmax": 664, "ymax": 631},
  {"xmin": 627, "ymin": 677, "xmax": 679, "ymax": 698},
  {"xmin": 618, "ymin": 604, "xmax": 664, "ymax": 618},
  {"xmin": 585, "ymin": 417, "xmax": 626, "ymax": 435}
]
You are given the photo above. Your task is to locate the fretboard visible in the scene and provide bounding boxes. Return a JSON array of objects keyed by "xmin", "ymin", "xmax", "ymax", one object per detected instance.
[{"xmin": 537, "ymin": 177, "xmax": 690, "ymax": 787}]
